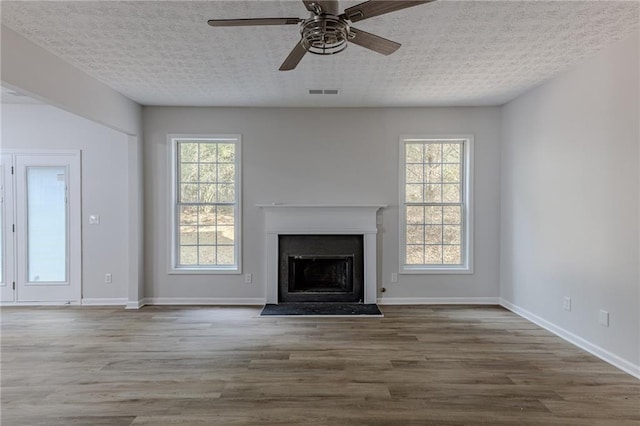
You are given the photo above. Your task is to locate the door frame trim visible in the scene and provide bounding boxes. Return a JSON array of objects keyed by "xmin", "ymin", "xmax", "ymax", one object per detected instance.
[{"xmin": 2, "ymin": 149, "xmax": 82, "ymax": 304}]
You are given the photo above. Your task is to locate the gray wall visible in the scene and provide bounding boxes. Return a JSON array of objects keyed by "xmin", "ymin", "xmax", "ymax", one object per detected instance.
[
  {"xmin": 500, "ymin": 32, "xmax": 639, "ymax": 368},
  {"xmin": 2, "ymin": 104, "xmax": 131, "ymax": 301},
  {"xmin": 143, "ymin": 106, "xmax": 502, "ymax": 301}
]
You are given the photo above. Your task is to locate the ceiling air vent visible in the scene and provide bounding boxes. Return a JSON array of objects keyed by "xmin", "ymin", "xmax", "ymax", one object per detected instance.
[{"xmin": 308, "ymin": 89, "xmax": 340, "ymax": 95}]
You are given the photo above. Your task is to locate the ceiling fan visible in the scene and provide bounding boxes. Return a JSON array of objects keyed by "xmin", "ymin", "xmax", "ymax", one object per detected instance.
[{"xmin": 207, "ymin": 1, "xmax": 433, "ymax": 71}]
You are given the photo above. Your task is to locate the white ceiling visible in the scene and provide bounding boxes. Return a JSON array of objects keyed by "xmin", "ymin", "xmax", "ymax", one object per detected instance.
[{"xmin": 1, "ymin": 1, "xmax": 638, "ymax": 107}]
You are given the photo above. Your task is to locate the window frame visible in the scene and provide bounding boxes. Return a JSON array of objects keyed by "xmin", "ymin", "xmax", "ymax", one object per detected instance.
[
  {"xmin": 168, "ymin": 134, "xmax": 242, "ymax": 274},
  {"xmin": 399, "ymin": 135, "xmax": 474, "ymax": 274}
]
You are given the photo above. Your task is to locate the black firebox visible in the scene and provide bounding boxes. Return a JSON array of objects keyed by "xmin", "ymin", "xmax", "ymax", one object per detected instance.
[{"xmin": 278, "ymin": 235, "xmax": 364, "ymax": 303}]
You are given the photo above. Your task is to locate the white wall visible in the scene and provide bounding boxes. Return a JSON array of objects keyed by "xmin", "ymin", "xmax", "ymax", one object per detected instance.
[
  {"xmin": 500, "ymin": 32, "xmax": 640, "ymax": 373},
  {"xmin": 143, "ymin": 107, "xmax": 501, "ymax": 302},
  {"xmin": 2, "ymin": 104, "xmax": 130, "ymax": 301},
  {"xmin": 1, "ymin": 25, "xmax": 145, "ymax": 307}
]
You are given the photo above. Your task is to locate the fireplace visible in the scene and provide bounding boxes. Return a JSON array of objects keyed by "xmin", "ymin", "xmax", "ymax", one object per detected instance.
[
  {"xmin": 278, "ymin": 235, "xmax": 364, "ymax": 303},
  {"xmin": 258, "ymin": 204, "xmax": 386, "ymax": 304}
]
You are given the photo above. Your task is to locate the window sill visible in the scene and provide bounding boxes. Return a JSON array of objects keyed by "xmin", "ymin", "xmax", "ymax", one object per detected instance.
[
  {"xmin": 168, "ymin": 267, "xmax": 241, "ymax": 275},
  {"xmin": 400, "ymin": 266, "xmax": 473, "ymax": 275}
]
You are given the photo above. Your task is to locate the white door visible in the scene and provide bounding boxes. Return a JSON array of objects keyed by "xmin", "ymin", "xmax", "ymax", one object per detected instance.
[
  {"xmin": 8, "ymin": 152, "xmax": 81, "ymax": 303},
  {"xmin": 0, "ymin": 155, "xmax": 16, "ymax": 302}
]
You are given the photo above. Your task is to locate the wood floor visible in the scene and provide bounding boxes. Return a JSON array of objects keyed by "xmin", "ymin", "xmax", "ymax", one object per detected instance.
[{"xmin": 2, "ymin": 305, "xmax": 639, "ymax": 425}]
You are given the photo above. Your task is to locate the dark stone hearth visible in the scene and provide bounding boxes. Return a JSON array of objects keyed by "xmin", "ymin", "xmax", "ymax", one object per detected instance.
[{"xmin": 260, "ymin": 303, "xmax": 382, "ymax": 316}]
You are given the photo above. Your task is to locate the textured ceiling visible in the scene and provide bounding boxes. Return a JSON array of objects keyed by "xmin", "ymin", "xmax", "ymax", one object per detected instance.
[{"xmin": 1, "ymin": 1, "xmax": 638, "ymax": 107}]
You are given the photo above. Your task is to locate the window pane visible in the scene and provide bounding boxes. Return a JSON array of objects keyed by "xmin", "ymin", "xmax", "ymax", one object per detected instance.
[
  {"xmin": 406, "ymin": 245, "xmax": 424, "ymax": 264},
  {"xmin": 218, "ymin": 164, "xmax": 235, "ymax": 183},
  {"xmin": 443, "ymin": 225, "xmax": 461, "ymax": 245},
  {"xmin": 406, "ymin": 164, "xmax": 423, "ymax": 183},
  {"xmin": 442, "ymin": 164, "xmax": 460, "ymax": 183},
  {"xmin": 180, "ymin": 164, "xmax": 198, "ymax": 183},
  {"xmin": 405, "ymin": 144, "xmax": 423, "ymax": 163},
  {"xmin": 179, "ymin": 246, "xmax": 197, "ymax": 265},
  {"xmin": 425, "ymin": 225, "xmax": 442, "ymax": 244},
  {"xmin": 180, "ymin": 206, "xmax": 198, "ymax": 225},
  {"xmin": 199, "ymin": 164, "xmax": 216, "ymax": 183},
  {"xmin": 180, "ymin": 184, "xmax": 198, "ymax": 203},
  {"xmin": 425, "ymin": 144, "xmax": 441, "ymax": 163},
  {"xmin": 199, "ymin": 184, "xmax": 216, "ymax": 203},
  {"xmin": 406, "ymin": 225, "xmax": 424, "ymax": 244},
  {"xmin": 217, "ymin": 245, "xmax": 234, "ymax": 265},
  {"xmin": 425, "ymin": 184, "xmax": 441, "ymax": 203},
  {"xmin": 442, "ymin": 184, "xmax": 461, "ymax": 203},
  {"xmin": 199, "ymin": 246, "xmax": 216, "ymax": 265},
  {"xmin": 406, "ymin": 206, "xmax": 424, "ymax": 224},
  {"xmin": 443, "ymin": 245, "xmax": 462, "ymax": 264},
  {"xmin": 27, "ymin": 167, "xmax": 66, "ymax": 282},
  {"xmin": 406, "ymin": 184, "xmax": 423, "ymax": 202},
  {"xmin": 425, "ymin": 206, "xmax": 442, "ymax": 224},
  {"xmin": 425, "ymin": 164, "xmax": 442, "ymax": 183},
  {"xmin": 180, "ymin": 226, "xmax": 197, "ymax": 245},
  {"xmin": 180, "ymin": 143, "xmax": 198, "ymax": 163},
  {"xmin": 218, "ymin": 144, "xmax": 235, "ymax": 163},
  {"xmin": 425, "ymin": 245, "xmax": 443, "ymax": 264},
  {"xmin": 443, "ymin": 143, "xmax": 461, "ymax": 163},
  {"xmin": 218, "ymin": 184, "xmax": 235, "ymax": 203},
  {"xmin": 198, "ymin": 206, "xmax": 215, "ymax": 225},
  {"xmin": 217, "ymin": 206, "xmax": 234, "ymax": 225},
  {"xmin": 217, "ymin": 225, "xmax": 235, "ymax": 244},
  {"xmin": 443, "ymin": 206, "xmax": 461, "ymax": 224},
  {"xmin": 199, "ymin": 226, "xmax": 216, "ymax": 244},
  {"xmin": 200, "ymin": 144, "xmax": 216, "ymax": 163}
]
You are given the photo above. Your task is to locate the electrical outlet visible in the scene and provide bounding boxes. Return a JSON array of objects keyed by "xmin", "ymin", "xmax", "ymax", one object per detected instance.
[
  {"xmin": 244, "ymin": 273, "xmax": 252, "ymax": 284},
  {"xmin": 599, "ymin": 310, "xmax": 609, "ymax": 327},
  {"xmin": 89, "ymin": 214, "xmax": 100, "ymax": 225},
  {"xmin": 563, "ymin": 296, "xmax": 571, "ymax": 312},
  {"xmin": 391, "ymin": 273, "xmax": 398, "ymax": 283},
  {"xmin": 104, "ymin": 273, "xmax": 112, "ymax": 283}
]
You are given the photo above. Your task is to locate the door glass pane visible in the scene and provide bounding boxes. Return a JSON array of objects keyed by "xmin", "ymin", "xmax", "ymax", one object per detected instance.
[
  {"xmin": 27, "ymin": 167, "xmax": 67, "ymax": 282},
  {"xmin": 0, "ymin": 165, "xmax": 3, "ymax": 284}
]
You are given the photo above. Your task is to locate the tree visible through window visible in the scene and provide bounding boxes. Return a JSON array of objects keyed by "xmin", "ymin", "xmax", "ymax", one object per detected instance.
[
  {"xmin": 401, "ymin": 137, "xmax": 472, "ymax": 272},
  {"xmin": 173, "ymin": 137, "xmax": 241, "ymax": 271}
]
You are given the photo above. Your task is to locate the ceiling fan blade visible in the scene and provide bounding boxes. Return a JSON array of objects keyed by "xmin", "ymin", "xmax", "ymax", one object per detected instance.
[
  {"xmin": 343, "ymin": 1, "xmax": 434, "ymax": 23},
  {"xmin": 349, "ymin": 27, "xmax": 400, "ymax": 55},
  {"xmin": 279, "ymin": 41, "xmax": 307, "ymax": 71},
  {"xmin": 302, "ymin": 0, "xmax": 340, "ymax": 15},
  {"xmin": 207, "ymin": 18, "xmax": 302, "ymax": 27}
]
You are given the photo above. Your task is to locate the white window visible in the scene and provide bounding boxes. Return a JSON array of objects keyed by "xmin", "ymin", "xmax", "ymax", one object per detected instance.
[
  {"xmin": 170, "ymin": 135, "xmax": 241, "ymax": 273},
  {"xmin": 399, "ymin": 136, "xmax": 473, "ymax": 273}
]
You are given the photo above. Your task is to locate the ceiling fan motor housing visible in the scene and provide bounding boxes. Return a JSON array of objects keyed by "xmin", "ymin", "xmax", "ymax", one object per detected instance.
[{"xmin": 301, "ymin": 15, "xmax": 351, "ymax": 55}]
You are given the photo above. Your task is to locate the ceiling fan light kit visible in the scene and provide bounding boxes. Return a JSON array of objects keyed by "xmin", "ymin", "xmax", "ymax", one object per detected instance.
[
  {"xmin": 301, "ymin": 14, "xmax": 351, "ymax": 56},
  {"xmin": 207, "ymin": 0, "xmax": 433, "ymax": 71}
]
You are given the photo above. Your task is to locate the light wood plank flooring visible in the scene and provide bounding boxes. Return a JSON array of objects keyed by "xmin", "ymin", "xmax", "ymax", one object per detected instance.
[{"xmin": 2, "ymin": 305, "xmax": 639, "ymax": 425}]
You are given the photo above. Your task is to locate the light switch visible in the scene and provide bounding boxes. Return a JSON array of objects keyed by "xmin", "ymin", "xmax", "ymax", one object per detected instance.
[{"xmin": 89, "ymin": 214, "xmax": 100, "ymax": 225}]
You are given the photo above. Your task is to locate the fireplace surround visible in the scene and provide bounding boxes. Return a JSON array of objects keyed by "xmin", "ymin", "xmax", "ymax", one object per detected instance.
[
  {"xmin": 278, "ymin": 234, "xmax": 364, "ymax": 303},
  {"xmin": 258, "ymin": 204, "xmax": 386, "ymax": 304}
]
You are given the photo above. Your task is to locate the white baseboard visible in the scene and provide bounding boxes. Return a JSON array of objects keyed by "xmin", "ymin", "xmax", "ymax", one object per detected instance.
[
  {"xmin": 82, "ymin": 298, "xmax": 127, "ymax": 306},
  {"xmin": 125, "ymin": 299, "xmax": 145, "ymax": 310},
  {"xmin": 377, "ymin": 297, "xmax": 500, "ymax": 305},
  {"xmin": 141, "ymin": 297, "xmax": 266, "ymax": 306},
  {"xmin": 500, "ymin": 298, "xmax": 640, "ymax": 380},
  {"xmin": 0, "ymin": 300, "xmax": 80, "ymax": 306}
]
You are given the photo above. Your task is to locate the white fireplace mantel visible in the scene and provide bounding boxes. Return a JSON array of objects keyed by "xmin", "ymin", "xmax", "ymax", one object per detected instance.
[{"xmin": 257, "ymin": 204, "xmax": 386, "ymax": 304}]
